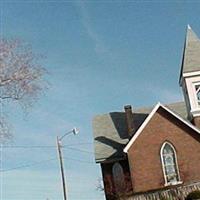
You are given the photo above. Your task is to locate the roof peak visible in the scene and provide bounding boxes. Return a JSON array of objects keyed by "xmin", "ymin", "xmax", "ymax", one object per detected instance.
[
  {"xmin": 186, "ymin": 25, "xmax": 200, "ymax": 43},
  {"xmin": 179, "ymin": 26, "xmax": 200, "ymax": 82},
  {"xmin": 124, "ymin": 102, "xmax": 200, "ymax": 153}
]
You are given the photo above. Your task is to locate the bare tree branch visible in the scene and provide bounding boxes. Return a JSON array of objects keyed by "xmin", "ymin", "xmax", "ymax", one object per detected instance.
[{"xmin": 0, "ymin": 38, "xmax": 48, "ymax": 142}]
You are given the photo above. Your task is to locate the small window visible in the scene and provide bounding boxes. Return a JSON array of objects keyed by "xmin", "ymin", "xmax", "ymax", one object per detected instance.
[
  {"xmin": 161, "ymin": 142, "xmax": 181, "ymax": 185},
  {"xmin": 194, "ymin": 83, "xmax": 200, "ymax": 105},
  {"xmin": 112, "ymin": 162, "xmax": 125, "ymax": 194}
]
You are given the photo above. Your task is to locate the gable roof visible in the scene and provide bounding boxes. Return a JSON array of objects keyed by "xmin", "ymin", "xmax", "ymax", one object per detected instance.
[
  {"xmin": 180, "ymin": 26, "xmax": 200, "ymax": 83},
  {"xmin": 124, "ymin": 102, "xmax": 200, "ymax": 153},
  {"xmin": 92, "ymin": 101, "xmax": 188, "ymax": 163}
]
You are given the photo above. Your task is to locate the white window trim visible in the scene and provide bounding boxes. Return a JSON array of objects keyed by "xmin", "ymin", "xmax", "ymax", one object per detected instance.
[
  {"xmin": 185, "ymin": 77, "xmax": 200, "ymax": 112},
  {"xmin": 160, "ymin": 142, "xmax": 182, "ymax": 186},
  {"xmin": 193, "ymin": 82, "xmax": 200, "ymax": 105}
]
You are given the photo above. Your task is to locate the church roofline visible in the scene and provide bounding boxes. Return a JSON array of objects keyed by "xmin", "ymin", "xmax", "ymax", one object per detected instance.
[{"xmin": 123, "ymin": 102, "xmax": 200, "ymax": 153}]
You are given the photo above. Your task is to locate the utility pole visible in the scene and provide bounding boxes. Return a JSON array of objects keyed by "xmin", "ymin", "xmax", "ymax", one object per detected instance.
[
  {"xmin": 57, "ymin": 136, "xmax": 67, "ymax": 200},
  {"xmin": 56, "ymin": 128, "xmax": 79, "ymax": 200}
]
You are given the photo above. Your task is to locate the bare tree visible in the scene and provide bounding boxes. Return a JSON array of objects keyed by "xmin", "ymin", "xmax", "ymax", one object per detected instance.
[
  {"xmin": 0, "ymin": 38, "xmax": 47, "ymax": 142},
  {"xmin": 96, "ymin": 177, "xmax": 104, "ymax": 192}
]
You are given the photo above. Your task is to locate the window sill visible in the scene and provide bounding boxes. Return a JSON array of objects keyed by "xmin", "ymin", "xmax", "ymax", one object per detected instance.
[{"xmin": 164, "ymin": 181, "xmax": 183, "ymax": 187}]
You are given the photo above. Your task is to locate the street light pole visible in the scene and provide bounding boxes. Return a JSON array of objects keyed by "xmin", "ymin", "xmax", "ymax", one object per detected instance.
[
  {"xmin": 56, "ymin": 128, "xmax": 79, "ymax": 200},
  {"xmin": 57, "ymin": 136, "xmax": 67, "ymax": 200}
]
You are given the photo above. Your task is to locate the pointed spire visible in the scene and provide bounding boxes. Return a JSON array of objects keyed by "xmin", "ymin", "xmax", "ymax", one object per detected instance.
[
  {"xmin": 180, "ymin": 25, "xmax": 200, "ymax": 84},
  {"xmin": 185, "ymin": 25, "xmax": 199, "ymax": 44}
]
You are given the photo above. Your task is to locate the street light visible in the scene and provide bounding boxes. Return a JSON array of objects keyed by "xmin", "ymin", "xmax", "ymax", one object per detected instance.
[{"xmin": 56, "ymin": 128, "xmax": 79, "ymax": 200}]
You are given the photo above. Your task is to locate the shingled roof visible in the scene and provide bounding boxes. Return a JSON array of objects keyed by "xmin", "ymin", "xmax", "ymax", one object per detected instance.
[
  {"xmin": 180, "ymin": 25, "xmax": 200, "ymax": 83},
  {"xmin": 92, "ymin": 102, "xmax": 188, "ymax": 163}
]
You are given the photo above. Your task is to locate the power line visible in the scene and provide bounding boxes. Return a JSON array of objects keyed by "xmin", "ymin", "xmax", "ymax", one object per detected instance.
[
  {"xmin": 3, "ymin": 145, "xmax": 55, "ymax": 148},
  {"xmin": 2, "ymin": 142, "xmax": 93, "ymax": 149},
  {"xmin": 63, "ymin": 156, "xmax": 94, "ymax": 164},
  {"xmin": 0, "ymin": 156, "xmax": 95, "ymax": 173},
  {"xmin": 0, "ymin": 157, "xmax": 57, "ymax": 172},
  {"xmin": 3, "ymin": 145, "xmax": 108, "ymax": 157},
  {"xmin": 64, "ymin": 146, "xmax": 108, "ymax": 156}
]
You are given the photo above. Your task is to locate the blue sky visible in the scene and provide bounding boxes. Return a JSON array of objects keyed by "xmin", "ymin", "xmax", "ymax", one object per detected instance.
[{"xmin": 1, "ymin": 1, "xmax": 200, "ymax": 200}]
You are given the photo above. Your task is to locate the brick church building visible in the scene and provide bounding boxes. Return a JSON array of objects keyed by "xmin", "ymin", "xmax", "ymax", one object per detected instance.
[{"xmin": 92, "ymin": 26, "xmax": 200, "ymax": 200}]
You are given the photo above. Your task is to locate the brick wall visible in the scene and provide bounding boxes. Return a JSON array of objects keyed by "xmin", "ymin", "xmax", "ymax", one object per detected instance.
[{"xmin": 127, "ymin": 107, "xmax": 200, "ymax": 193}]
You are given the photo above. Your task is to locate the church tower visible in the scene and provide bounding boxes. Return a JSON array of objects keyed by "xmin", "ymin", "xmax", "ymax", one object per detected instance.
[{"xmin": 180, "ymin": 25, "xmax": 200, "ymax": 127}]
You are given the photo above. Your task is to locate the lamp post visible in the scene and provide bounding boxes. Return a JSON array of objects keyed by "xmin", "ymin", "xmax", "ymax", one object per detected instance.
[{"xmin": 56, "ymin": 128, "xmax": 79, "ymax": 200}]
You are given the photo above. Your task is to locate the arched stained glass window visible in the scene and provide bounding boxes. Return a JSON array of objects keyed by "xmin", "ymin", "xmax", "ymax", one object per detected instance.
[
  {"xmin": 161, "ymin": 142, "xmax": 180, "ymax": 185},
  {"xmin": 112, "ymin": 162, "xmax": 125, "ymax": 194}
]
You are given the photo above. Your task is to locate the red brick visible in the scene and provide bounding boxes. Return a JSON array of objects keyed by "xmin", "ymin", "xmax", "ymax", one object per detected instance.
[{"xmin": 127, "ymin": 108, "xmax": 200, "ymax": 193}]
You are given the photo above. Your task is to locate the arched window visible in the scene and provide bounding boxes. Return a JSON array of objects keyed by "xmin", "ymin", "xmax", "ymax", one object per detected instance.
[
  {"xmin": 112, "ymin": 162, "xmax": 125, "ymax": 194},
  {"xmin": 161, "ymin": 142, "xmax": 181, "ymax": 185}
]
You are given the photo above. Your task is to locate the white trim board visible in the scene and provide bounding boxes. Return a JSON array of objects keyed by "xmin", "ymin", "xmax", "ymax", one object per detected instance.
[
  {"xmin": 123, "ymin": 102, "xmax": 200, "ymax": 153},
  {"xmin": 179, "ymin": 71, "xmax": 200, "ymax": 86},
  {"xmin": 183, "ymin": 71, "xmax": 200, "ymax": 78}
]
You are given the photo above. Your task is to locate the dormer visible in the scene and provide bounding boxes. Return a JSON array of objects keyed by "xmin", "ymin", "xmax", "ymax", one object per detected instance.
[{"xmin": 180, "ymin": 25, "xmax": 200, "ymax": 126}]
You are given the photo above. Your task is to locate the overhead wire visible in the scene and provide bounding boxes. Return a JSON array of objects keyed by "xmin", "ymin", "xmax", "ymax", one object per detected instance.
[
  {"xmin": 0, "ymin": 142, "xmax": 108, "ymax": 173},
  {"xmin": 2, "ymin": 142, "xmax": 93, "ymax": 149},
  {"xmin": 0, "ymin": 155, "xmax": 95, "ymax": 173},
  {"xmin": 2, "ymin": 143, "xmax": 108, "ymax": 156},
  {"xmin": 0, "ymin": 157, "xmax": 57, "ymax": 172},
  {"xmin": 63, "ymin": 146, "xmax": 108, "ymax": 156}
]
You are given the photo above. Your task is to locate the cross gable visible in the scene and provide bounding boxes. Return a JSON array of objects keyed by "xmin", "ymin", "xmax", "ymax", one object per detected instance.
[{"xmin": 124, "ymin": 102, "xmax": 200, "ymax": 153}]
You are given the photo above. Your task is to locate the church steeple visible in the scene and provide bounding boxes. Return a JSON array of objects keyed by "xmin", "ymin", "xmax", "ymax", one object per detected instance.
[
  {"xmin": 180, "ymin": 26, "xmax": 200, "ymax": 125},
  {"xmin": 180, "ymin": 25, "xmax": 200, "ymax": 83}
]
